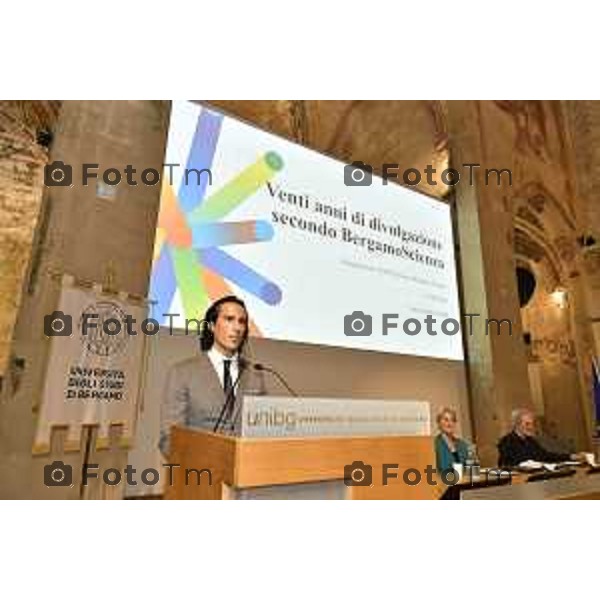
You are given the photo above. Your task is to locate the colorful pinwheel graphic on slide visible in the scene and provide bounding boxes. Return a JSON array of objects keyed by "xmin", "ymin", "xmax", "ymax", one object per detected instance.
[{"xmin": 150, "ymin": 108, "xmax": 283, "ymax": 334}]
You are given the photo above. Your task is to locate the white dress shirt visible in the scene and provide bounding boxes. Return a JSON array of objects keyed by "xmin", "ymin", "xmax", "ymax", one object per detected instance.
[{"xmin": 207, "ymin": 346, "xmax": 240, "ymax": 390}]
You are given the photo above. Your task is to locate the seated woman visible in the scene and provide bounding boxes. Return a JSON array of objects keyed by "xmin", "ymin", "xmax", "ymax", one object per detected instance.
[{"xmin": 435, "ymin": 407, "xmax": 470, "ymax": 472}]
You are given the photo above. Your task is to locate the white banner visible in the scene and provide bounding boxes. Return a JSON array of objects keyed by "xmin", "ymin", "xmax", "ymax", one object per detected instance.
[
  {"xmin": 238, "ymin": 396, "xmax": 431, "ymax": 438},
  {"xmin": 33, "ymin": 277, "xmax": 146, "ymax": 453}
]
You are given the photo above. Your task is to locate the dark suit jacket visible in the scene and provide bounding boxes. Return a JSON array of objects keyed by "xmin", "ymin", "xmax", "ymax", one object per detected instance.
[
  {"xmin": 497, "ymin": 431, "xmax": 570, "ymax": 467},
  {"xmin": 159, "ymin": 353, "xmax": 265, "ymax": 455}
]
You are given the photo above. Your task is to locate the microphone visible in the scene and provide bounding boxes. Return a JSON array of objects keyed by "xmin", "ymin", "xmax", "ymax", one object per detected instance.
[
  {"xmin": 228, "ymin": 360, "xmax": 298, "ymax": 430},
  {"xmin": 251, "ymin": 362, "xmax": 298, "ymax": 398},
  {"xmin": 213, "ymin": 358, "xmax": 248, "ymax": 433}
]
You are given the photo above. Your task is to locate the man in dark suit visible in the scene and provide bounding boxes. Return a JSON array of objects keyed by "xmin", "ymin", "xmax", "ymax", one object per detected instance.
[
  {"xmin": 159, "ymin": 295, "xmax": 265, "ymax": 455},
  {"xmin": 497, "ymin": 408, "xmax": 581, "ymax": 467}
]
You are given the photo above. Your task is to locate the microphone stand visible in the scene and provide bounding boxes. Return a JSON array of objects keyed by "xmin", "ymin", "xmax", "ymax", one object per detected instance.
[
  {"xmin": 214, "ymin": 361, "xmax": 296, "ymax": 433},
  {"xmin": 253, "ymin": 363, "xmax": 298, "ymax": 397}
]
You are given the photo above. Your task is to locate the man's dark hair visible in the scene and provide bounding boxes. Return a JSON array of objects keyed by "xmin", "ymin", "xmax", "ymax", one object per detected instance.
[{"xmin": 199, "ymin": 295, "xmax": 249, "ymax": 352}]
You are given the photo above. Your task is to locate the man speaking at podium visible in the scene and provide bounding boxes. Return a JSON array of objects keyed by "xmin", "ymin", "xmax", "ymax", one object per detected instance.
[{"xmin": 159, "ymin": 295, "xmax": 264, "ymax": 455}]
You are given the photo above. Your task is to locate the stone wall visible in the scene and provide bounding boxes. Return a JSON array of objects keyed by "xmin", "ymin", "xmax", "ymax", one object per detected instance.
[
  {"xmin": 0, "ymin": 101, "xmax": 60, "ymax": 378},
  {"xmin": 0, "ymin": 101, "xmax": 170, "ymax": 498}
]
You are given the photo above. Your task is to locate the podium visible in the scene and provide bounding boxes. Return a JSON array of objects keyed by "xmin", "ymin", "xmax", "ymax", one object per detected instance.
[{"xmin": 164, "ymin": 426, "xmax": 439, "ymax": 499}]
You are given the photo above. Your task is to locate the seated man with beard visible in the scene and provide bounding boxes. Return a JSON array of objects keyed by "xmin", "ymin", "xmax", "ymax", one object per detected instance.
[{"xmin": 497, "ymin": 408, "xmax": 582, "ymax": 467}]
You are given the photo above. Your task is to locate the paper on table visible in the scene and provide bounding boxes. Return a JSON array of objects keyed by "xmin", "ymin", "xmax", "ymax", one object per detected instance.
[
  {"xmin": 542, "ymin": 463, "xmax": 558, "ymax": 471},
  {"xmin": 518, "ymin": 460, "xmax": 565, "ymax": 471},
  {"xmin": 518, "ymin": 460, "xmax": 544, "ymax": 470}
]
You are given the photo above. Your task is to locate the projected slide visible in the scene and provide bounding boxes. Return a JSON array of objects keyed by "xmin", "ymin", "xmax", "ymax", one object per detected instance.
[{"xmin": 150, "ymin": 101, "xmax": 463, "ymax": 360}]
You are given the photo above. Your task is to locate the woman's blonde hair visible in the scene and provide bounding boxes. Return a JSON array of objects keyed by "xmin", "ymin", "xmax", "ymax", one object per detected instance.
[{"xmin": 436, "ymin": 406, "xmax": 458, "ymax": 426}]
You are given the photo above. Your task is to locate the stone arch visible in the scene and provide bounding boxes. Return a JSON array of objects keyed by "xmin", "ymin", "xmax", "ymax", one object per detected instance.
[{"xmin": 511, "ymin": 180, "xmax": 587, "ymax": 449}]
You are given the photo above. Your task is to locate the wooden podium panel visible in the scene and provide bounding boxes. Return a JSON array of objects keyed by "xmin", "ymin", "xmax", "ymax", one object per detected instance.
[{"xmin": 164, "ymin": 426, "xmax": 439, "ymax": 500}]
